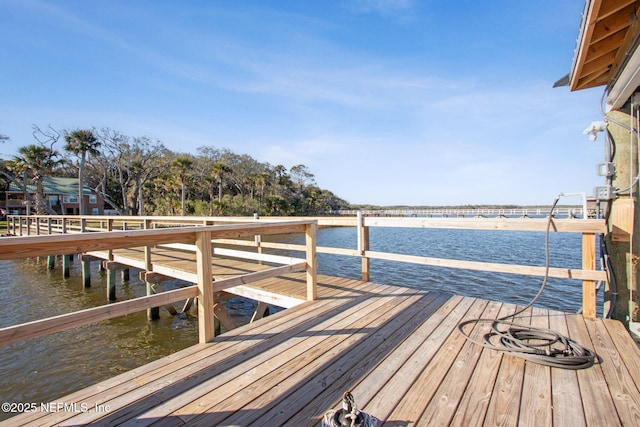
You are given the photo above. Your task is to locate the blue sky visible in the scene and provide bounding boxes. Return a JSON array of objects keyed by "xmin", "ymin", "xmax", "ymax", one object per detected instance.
[{"xmin": 0, "ymin": 0, "xmax": 606, "ymax": 206}]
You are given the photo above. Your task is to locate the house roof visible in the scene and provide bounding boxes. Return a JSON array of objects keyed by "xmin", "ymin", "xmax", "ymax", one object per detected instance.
[
  {"xmin": 567, "ymin": 0, "xmax": 640, "ymax": 91},
  {"xmin": 7, "ymin": 176, "xmax": 95, "ymax": 195}
]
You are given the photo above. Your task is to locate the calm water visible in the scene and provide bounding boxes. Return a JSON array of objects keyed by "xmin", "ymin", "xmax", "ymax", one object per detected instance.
[{"xmin": 0, "ymin": 226, "xmax": 601, "ymax": 420}]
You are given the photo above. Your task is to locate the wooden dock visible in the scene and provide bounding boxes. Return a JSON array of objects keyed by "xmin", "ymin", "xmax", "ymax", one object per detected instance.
[
  {"xmin": 5, "ymin": 272, "xmax": 640, "ymax": 426},
  {"xmin": 87, "ymin": 245, "xmax": 309, "ymax": 308},
  {"xmin": 2, "ymin": 216, "xmax": 638, "ymax": 425}
]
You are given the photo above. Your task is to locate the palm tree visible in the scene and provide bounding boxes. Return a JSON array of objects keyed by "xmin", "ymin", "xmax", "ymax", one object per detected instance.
[
  {"xmin": 9, "ymin": 144, "xmax": 60, "ymax": 214},
  {"xmin": 211, "ymin": 161, "xmax": 231, "ymax": 203},
  {"xmin": 64, "ymin": 129, "xmax": 100, "ymax": 215},
  {"xmin": 172, "ymin": 156, "xmax": 193, "ymax": 216}
]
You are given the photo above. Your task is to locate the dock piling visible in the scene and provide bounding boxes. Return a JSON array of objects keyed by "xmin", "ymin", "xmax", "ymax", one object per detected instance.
[
  {"xmin": 62, "ymin": 255, "xmax": 71, "ymax": 278},
  {"xmin": 82, "ymin": 259, "xmax": 91, "ymax": 288},
  {"xmin": 146, "ymin": 281, "xmax": 160, "ymax": 320},
  {"xmin": 107, "ymin": 269, "xmax": 116, "ymax": 301}
]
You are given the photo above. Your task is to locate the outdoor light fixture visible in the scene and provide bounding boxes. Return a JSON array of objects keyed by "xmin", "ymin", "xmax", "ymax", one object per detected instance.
[{"xmin": 583, "ymin": 120, "xmax": 608, "ymax": 141}]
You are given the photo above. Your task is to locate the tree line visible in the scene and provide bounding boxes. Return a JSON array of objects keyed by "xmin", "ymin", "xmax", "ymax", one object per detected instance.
[{"xmin": 0, "ymin": 126, "xmax": 351, "ymax": 216}]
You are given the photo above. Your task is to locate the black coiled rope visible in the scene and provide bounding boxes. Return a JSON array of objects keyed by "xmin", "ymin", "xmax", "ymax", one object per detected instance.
[{"xmin": 457, "ymin": 197, "xmax": 598, "ymax": 370}]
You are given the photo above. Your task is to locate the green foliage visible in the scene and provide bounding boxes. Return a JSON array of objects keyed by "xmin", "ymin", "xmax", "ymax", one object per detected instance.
[{"xmin": 3, "ymin": 126, "xmax": 352, "ymax": 216}]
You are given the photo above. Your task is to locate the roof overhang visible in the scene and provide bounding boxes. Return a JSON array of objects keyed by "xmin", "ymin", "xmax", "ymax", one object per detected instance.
[{"xmin": 569, "ymin": 0, "xmax": 640, "ymax": 106}]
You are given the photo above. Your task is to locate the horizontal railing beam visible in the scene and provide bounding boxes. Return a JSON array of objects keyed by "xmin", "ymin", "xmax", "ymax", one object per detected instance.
[
  {"xmin": 362, "ymin": 217, "xmax": 607, "ymax": 233},
  {"xmin": 6, "ymin": 214, "xmax": 607, "ymax": 234},
  {"xmin": 211, "ymin": 262, "xmax": 307, "ymax": 293},
  {"xmin": 365, "ymin": 251, "xmax": 607, "ymax": 282},
  {"xmin": 0, "ymin": 286, "xmax": 198, "ymax": 347},
  {"xmin": 0, "ymin": 221, "xmax": 314, "ymax": 260}
]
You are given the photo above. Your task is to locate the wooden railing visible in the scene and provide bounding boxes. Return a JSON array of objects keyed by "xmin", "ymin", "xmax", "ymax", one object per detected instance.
[
  {"xmin": 5, "ymin": 213, "xmax": 608, "ymax": 318},
  {"xmin": 0, "ymin": 219, "xmax": 318, "ymax": 347}
]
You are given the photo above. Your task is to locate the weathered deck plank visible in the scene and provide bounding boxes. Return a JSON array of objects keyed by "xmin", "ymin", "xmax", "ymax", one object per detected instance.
[
  {"xmin": 482, "ymin": 309, "xmax": 529, "ymax": 427},
  {"xmin": 567, "ymin": 314, "xmax": 622, "ymax": 427},
  {"xmin": 381, "ymin": 298, "xmax": 488, "ymax": 424},
  {"xmin": 417, "ymin": 300, "xmax": 503, "ymax": 426},
  {"xmin": 585, "ymin": 318, "xmax": 640, "ymax": 426},
  {"xmin": 134, "ymin": 283, "xmax": 409, "ymax": 426},
  {"xmin": 450, "ymin": 303, "xmax": 517, "ymax": 427},
  {"xmin": 349, "ymin": 294, "xmax": 465, "ymax": 420},
  {"xmin": 519, "ymin": 307, "xmax": 553, "ymax": 427},
  {"xmin": 549, "ymin": 312, "xmax": 587, "ymax": 427},
  {"xmin": 6, "ymin": 275, "xmax": 640, "ymax": 427}
]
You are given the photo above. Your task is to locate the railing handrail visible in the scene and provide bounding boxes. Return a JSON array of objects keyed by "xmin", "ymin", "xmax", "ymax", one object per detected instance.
[
  {"xmin": 4, "ymin": 214, "xmax": 606, "ymax": 318},
  {"xmin": 0, "ymin": 218, "xmax": 318, "ymax": 347},
  {"xmin": 5, "ymin": 214, "xmax": 607, "ymax": 235},
  {"xmin": 0, "ymin": 220, "xmax": 314, "ymax": 259}
]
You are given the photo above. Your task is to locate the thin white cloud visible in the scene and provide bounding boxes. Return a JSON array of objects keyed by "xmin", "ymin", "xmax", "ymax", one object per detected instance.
[
  {"xmin": 348, "ymin": 0, "xmax": 415, "ymax": 16},
  {"xmin": 0, "ymin": 0, "xmax": 607, "ymax": 206}
]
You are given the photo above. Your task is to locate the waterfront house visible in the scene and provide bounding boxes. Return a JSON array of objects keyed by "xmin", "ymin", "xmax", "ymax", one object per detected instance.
[{"xmin": 1, "ymin": 176, "xmax": 104, "ymax": 215}]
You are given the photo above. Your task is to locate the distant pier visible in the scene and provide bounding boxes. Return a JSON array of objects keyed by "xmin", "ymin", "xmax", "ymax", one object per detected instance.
[{"xmin": 336, "ymin": 207, "xmax": 594, "ymax": 218}]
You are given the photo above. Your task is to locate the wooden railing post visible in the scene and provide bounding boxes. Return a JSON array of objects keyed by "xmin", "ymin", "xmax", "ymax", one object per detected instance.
[
  {"xmin": 105, "ymin": 218, "xmax": 116, "ymax": 300},
  {"xmin": 196, "ymin": 230, "xmax": 215, "ymax": 343},
  {"xmin": 107, "ymin": 218, "xmax": 113, "ymax": 260},
  {"xmin": 305, "ymin": 221, "xmax": 317, "ymax": 301},
  {"xmin": 357, "ymin": 211, "xmax": 370, "ymax": 282},
  {"xmin": 144, "ymin": 219, "xmax": 159, "ymax": 320},
  {"xmin": 254, "ymin": 213, "xmax": 263, "ymax": 265},
  {"xmin": 582, "ymin": 232, "xmax": 597, "ymax": 318}
]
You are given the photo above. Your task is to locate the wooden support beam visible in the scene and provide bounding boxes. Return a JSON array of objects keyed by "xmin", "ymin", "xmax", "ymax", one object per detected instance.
[
  {"xmin": 358, "ymin": 211, "xmax": 370, "ymax": 282},
  {"xmin": 103, "ymin": 261, "xmax": 130, "ymax": 271},
  {"xmin": 196, "ymin": 230, "xmax": 215, "ymax": 343},
  {"xmin": 306, "ymin": 221, "xmax": 317, "ymax": 301},
  {"xmin": 181, "ymin": 298, "xmax": 194, "ymax": 313},
  {"xmin": 582, "ymin": 233, "xmax": 597, "ymax": 319},
  {"xmin": 144, "ymin": 218, "xmax": 159, "ymax": 320},
  {"xmin": 251, "ymin": 301, "xmax": 270, "ymax": 323},
  {"xmin": 610, "ymin": 198, "xmax": 634, "ymax": 242},
  {"xmin": 78, "ymin": 255, "xmax": 102, "ymax": 262},
  {"xmin": 140, "ymin": 271, "xmax": 172, "ymax": 284},
  {"xmin": 605, "ymin": 109, "xmax": 639, "ymax": 323},
  {"xmin": 150, "ymin": 283, "xmax": 177, "ymax": 316},
  {"xmin": 213, "ymin": 303, "xmax": 237, "ymax": 332},
  {"xmin": 214, "ymin": 291, "xmax": 235, "ymax": 302}
]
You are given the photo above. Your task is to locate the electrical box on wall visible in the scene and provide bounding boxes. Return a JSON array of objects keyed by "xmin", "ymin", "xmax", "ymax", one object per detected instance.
[
  {"xmin": 594, "ymin": 185, "xmax": 616, "ymax": 200},
  {"xmin": 597, "ymin": 162, "xmax": 615, "ymax": 177}
]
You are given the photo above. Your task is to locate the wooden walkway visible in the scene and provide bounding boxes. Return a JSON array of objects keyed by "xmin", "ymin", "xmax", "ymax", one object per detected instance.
[
  {"xmin": 88, "ymin": 246, "xmax": 310, "ymax": 308},
  {"xmin": 6, "ymin": 273, "xmax": 640, "ymax": 426}
]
